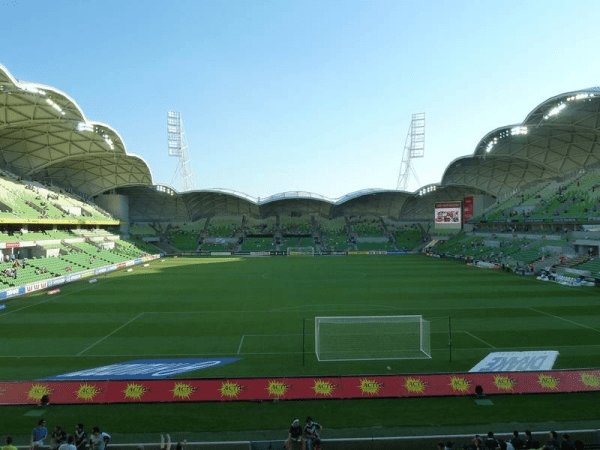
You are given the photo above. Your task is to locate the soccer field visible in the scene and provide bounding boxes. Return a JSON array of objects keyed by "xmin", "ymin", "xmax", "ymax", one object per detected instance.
[{"xmin": 2, "ymin": 254, "xmax": 600, "ymax": 381}]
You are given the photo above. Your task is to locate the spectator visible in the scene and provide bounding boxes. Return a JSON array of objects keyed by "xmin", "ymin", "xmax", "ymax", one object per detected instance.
[
  {"xmin": 541, "ymin": 432, "xmax": 560, "ymax": 450},
  {"xmin": 160, "ymin": 434, "xmax": 171, "ymax": 450},
  {"xmin": 89, "ymin": 428, "xmax": 109, "ymax": 450},
  {"xmin": 50, "ymin": 426, "xmax": 67, "ymax": 450},
  {"xmin": 285, "ymin": 419, "xmax": 303, "ymax": 450},
  {"xmin": 303, "ymin": 416, "xmax": 322, "ymax": 450},
  {"xmin": 58, "ymin": 436, "xmax": 76, "ymax": 450},
  {"xmin": 2, "ymin": 437, "xmax": 18, "ymax": 450},
  {"xmin": 511, "ymin": 431, "xmax": 525, "ymax": 450},
  {"xmin": 485, "ymin": 432, "xmax": 498, "ymax": 450},
  {"xmin": 74, "ymin": 424, "xmax": 87, "ymax": 450},
  {"xmin": 31, "ymin": 419, "xmax": 49, "ymax": 450},
  {"xmin": 560, "ymin": 434, "xmax": 575, "ymax": 450}
]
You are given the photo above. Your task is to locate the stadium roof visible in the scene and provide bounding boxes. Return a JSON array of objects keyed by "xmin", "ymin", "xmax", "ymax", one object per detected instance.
[
  {"xmin": 443, "ymin": 87, "xmax": 600, "ymax": 197},
  {"xmin": 4, "ymin": 63, "xmax": 600, "ymax": 220},
  {"xmin": 0, "ymin": 64, "xmax": 153, "ymax": 197}
]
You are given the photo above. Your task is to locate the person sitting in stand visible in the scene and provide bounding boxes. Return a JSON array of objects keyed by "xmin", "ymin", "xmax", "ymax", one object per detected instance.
[
  {"xmin": 303, "ymin": 417, "xmax": 322, "ymax": 450},
  {"xmin": 285, "ymin": 419, "xmax": 303, "ymax": 450},
  {"xmin": 50, "ymin": 425, "xmax": 67, "ymax": 450},
  {"xmin": 540, "ymin": 431, "xmax": 560, "ymax": 450}
]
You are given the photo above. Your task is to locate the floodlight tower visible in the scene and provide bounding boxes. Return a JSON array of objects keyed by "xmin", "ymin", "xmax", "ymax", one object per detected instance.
[
  {"xmin": 167, "ymin": 110, "xmax": 196, "ymax": 191},
  {"xmin": 396, "ymin": 113, "xmax": 425, "ymax": 191}
]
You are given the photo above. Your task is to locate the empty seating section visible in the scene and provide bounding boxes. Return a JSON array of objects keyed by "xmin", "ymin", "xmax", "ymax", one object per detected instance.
[
  {"xmin": 206, "ymin": 218, "xmax": 239, "ymax": 237},
  {"xmin": 350, "ymin": 217, "xmax": 382, "ymax": 237},
  {"xmin": 319, "ymin": 218, "xmax": 348, "ymax": 251},
  {"xmin": 574, "ymin": 258, "xmax": 600, "ymax": 274},
  {"xmin": 356, "ymin": 241, "xmax": 394, "ymax": 251},
  {"xmin": 0, "ymin": 175, "xmax": 115, "ymax": 222},
  {"xmin": 244, "ymin": 218, "xmax": 275, "ymax": 235},
  {"xmin": 168, "ymin": 223, "xmax": 202, "ymax": 251},
  {"xmin": 394, "ymin": 227, "xmax": 421, "ymax": 250},
  {"xmin": 130, "ymin": 224, "xmax": 157, "ymax": 236},
  {"xmin": 468, "ymin": 169, "xmax": 600, "ymax": 229},
  {"xmin": 279, "ymin": 218, "xmax": 311, "ymax": 234},
  {"xmin": 281, "ymin": 237, "xmax": 314, "ymax": 250},
  {"xmin": 240, "ymin": 237, "xmax": 273, "ymax": 251}
]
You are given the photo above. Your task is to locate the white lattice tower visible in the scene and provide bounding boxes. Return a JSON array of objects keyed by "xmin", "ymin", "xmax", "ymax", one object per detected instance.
[
  {"xmin": 167, "ymin": 111, "xmax": 196, "ymax": 192},
  {"xmin": 397, "ymin": 113, "xmax": 425, "ymax": 191}
]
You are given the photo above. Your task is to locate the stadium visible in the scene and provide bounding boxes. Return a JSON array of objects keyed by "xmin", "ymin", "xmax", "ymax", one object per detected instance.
[{"xmin": 1, "ymin": 63, "xmax": 600, "ymax": 449}]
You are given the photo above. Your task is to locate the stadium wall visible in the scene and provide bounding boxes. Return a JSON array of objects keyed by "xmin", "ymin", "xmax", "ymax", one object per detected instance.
[{"xmin": 96, "ymin": 193, "xmax": 129, "ymax": 233}]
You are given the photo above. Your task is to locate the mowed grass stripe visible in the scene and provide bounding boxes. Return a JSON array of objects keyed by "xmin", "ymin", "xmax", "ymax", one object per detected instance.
[{"xmin": 1, "ymin": 255, "xmax": 600, "ymax": 380}]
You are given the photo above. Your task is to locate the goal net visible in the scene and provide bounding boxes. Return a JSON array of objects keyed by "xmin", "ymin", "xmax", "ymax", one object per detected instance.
[
  {"xmin": 287, "ymin": 246, "xmax": 315, "ymax": 256},
  {"xmin": 314, "ymin": 315, "xmax": 431, "ymax": 361}
]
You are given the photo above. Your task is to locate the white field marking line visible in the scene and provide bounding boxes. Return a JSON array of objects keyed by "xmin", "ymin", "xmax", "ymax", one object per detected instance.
[
  {"xmin": 7, "ymin": 342, "xmax": 600, "ymax": 358},
  {"xmin": 461, "ymin": 331, "xmax": 496, "ymax": 349},
  {"xmin": 237, "ymin": 335, "xmax": 245, "ymax": 354},
  {"xmin": 0, "ymin": 278, "xmax": 114, "ymax": 318},
  {"xmin": 76, "ymin": 312, "xmax": 145, "ymax": 356},
  {"xmin": 143, "ymin": 305, "xmax": 556, "ymax": 315},
  {"xmin": 268, "ymin": 303, "xmax": 398, "ymax": 313},
  {"xmin": 528, "ymin": 307, "xmax": 600, "ymax": 333}
]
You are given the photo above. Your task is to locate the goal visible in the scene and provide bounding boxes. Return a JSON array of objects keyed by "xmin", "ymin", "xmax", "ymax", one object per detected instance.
[
  {"xmin": 287, "ymin": 246, "xmax": 315, "ymax": 256},
  {"xmin": 314, "ymin": 315, "xmax": 431, "ymax": 361}
]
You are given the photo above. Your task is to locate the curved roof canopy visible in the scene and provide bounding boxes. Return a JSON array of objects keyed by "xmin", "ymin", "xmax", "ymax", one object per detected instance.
[
  {"xmin": 5, "ymin": 63, "xmax": 600, "ymax": 221},
  {"xmin": 0, "ymin": 64, "xmax": 153, "ymax": 197}
]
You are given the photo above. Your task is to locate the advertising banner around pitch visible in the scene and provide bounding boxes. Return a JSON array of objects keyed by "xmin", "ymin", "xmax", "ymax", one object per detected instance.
[
  {"xmin": 2, "ymin": 369, "xmax": 600, "ymax": 405},
  {"xmin": 469, "ymin": 351, "xmax": 559, "ymax": 372}
]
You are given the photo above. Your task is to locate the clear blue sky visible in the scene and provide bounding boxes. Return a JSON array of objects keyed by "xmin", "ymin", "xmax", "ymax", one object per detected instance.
[{"xmin": 2, "ymin": 0, "xmax": 599, "ymax": 198}]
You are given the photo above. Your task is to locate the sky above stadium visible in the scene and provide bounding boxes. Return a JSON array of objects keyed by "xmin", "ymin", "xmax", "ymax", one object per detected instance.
[{"xmin": 2, "ymin": 0, "xmax": 599, "ymax": 199}]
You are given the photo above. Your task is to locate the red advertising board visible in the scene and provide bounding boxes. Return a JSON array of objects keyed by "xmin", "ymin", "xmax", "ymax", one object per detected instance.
[
  {"xmin": 1, "ymin": 370, "xmax": 599, "ymax": 405},
  {"xmin": 463, "ymin": 196, "xmax": 474, "ymax": 222}
]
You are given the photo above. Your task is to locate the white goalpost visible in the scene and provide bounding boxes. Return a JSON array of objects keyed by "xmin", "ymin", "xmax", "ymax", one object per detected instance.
[
  {"xmin": 287, "ymin": 246, "xmax": 315, "ymax": 256},
  {"xmin": 314, "ymin": 315, "xmax": 431, "ymax": 361}
]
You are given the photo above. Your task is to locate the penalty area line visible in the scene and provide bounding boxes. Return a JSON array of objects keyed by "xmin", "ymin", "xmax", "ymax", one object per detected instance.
[
  {"xmin": 528, "ymin": 307, "xmax": 600, "ymax": 333},
  {"xmin": 76, "ymin": 312, "xmax": 145, "ymax": 356},
  {"xmin": 462, "ymin": 331, "xmax": 496, "ymax": 349},
  {"xmin": 237, "ymin": 335, "xmax": 245, "ymax": 354}
]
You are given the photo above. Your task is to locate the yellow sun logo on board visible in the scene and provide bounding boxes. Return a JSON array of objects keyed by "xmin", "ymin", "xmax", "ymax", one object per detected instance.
[
  {"xmin": 494, "ymin": 376, "xmax": 515, "ymax": 391},
  {"xmin": 27, "ymin": 384, "xmax": 52, "ymax": 401},
  {"xmin": 123, "ymin": 383, "xmax": 148, "ymax": 400},
  {"xmin": 404, "ymin": 377, "xmax": 426, "ymax": 393},
  {"xmin": 220, "ymin": 382, "xmax": 243, "ymax": 398},
  {"xmin": 581, "ymin": 373, "xmax": 600, "ymax": 388},
  {"xmin": 449, "ymin": 376, "xmax": 471, "ymax": 393},
  {"xmin": 76, "ymin": 384, "xmax": 101, "ymax": 401},
  {"xmin": 267, "ymin": 380, "xmax": 289, "ymax": 397},
  {"xmin": 538, "ymin": 374, "xmax": 559, "ymax": 390},
  {"xmin": 312, "ymin": 380, "xmax": 335, "ymax": 396},
  {"xmin": 359, "ymin": 379, "xmax": 382, "ymax": 395},
  {"xmin": 171, "ymin": 382, "xmax": 197, "ymax": 400}
]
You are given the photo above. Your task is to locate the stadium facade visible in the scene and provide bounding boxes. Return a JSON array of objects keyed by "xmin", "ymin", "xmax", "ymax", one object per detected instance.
[{"xmin": 2, "ymin": 63, "xmax": 600, "ymax": 227}]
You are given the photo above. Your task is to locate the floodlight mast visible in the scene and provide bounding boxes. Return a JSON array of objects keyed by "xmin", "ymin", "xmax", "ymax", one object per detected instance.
[
  {"xmin": 167, "ymin": 110, "xmax": 196, "ymax": 192},
  {"xmin": 396, "ymin": 113, "xmax": 425, "ymax": 191}
]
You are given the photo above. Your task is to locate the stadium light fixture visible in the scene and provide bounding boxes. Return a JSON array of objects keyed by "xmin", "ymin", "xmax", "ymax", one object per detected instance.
[
  {"xmin": 511, "ymin": 126, "xmax": 528, "ymax": 136},
  {"xmin": 104, "ymin": 136, "xmax": 114, "ymax": 150},
  {"xmin": 567, "ymin": 93, "xmax": 595, "ymax": 102},
  {"xmin": 45, "ymin": 97, "xmax": 65, "ymax": 115},
  {"xmin": 21, "ymin": 85, "xmax": 46, "ymax": 96},
  {"xmin": 77, "ymin": 122, "xmax": 94, "ymax": 133},
  {"xmin": 485, "ymin": 138, "xmax": 497, "ymax": 153},
  {"xmin": 544, "ymin": 102, "xmax": 566, "ymax": 120}
]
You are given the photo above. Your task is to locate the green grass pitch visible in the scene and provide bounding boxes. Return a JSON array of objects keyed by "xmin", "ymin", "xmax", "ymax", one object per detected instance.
[{"xmin": 1, "ymin": 254, "xmax": 600, "ymax": 435}]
